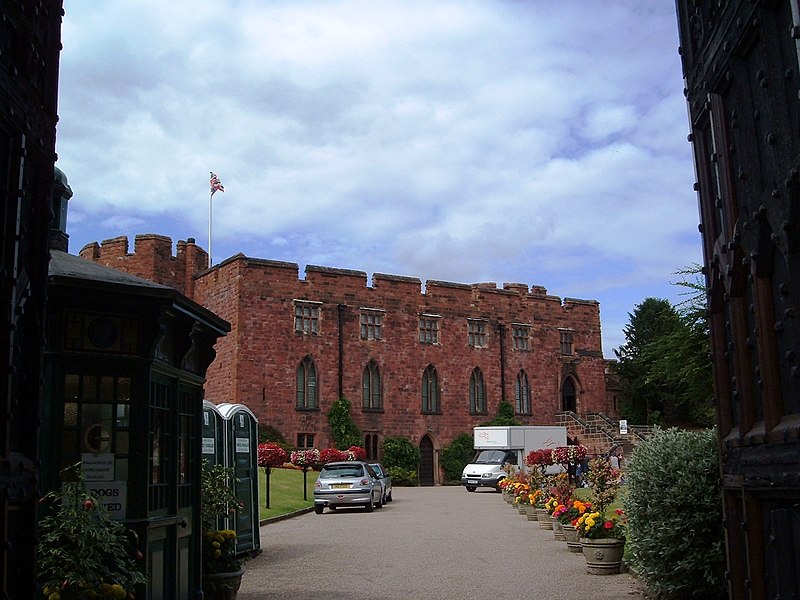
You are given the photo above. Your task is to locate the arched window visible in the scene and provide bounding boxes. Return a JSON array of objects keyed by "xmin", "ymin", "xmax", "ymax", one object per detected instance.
[
  {"xmin": 362, "ymin": 361, "xmax": 382, "ymax": 410},
  {"xmin": 296, "ymin": 356, "xmax": 317, "ymax": 409},
  {"xmin": 469, "ymin": 368, "xmax": 486, "ymax": 414},
  {"xmin": 562, "ymin": 376, "xmax": 577, "ymax": 413},
  {"xmin": 515, "ymin": 370, "xmax": 531, "ymax": 414},
  {"xmin": 421, "ymin": 365, "xmax": 440, "ymax": 413}
]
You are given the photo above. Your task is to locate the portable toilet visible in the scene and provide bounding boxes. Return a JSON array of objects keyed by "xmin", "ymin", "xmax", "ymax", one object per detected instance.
[
  {"xmin": 202, "ymin": 401, "xmax": 225, "ymax": 468},
  {"xmin": 217, "ymin": 403, "xmax": 260, "ymax": 553}
]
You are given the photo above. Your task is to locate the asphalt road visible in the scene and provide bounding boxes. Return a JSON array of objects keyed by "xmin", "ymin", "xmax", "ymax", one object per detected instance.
[{"xmin": 237, "ymin": 486, "xmax": 647, "ymax": 600}]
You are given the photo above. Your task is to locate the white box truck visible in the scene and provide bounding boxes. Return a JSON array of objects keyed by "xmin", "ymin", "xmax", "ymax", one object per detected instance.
[{"xmin": 461, "ymin": 426, "xmax": 567, "ymax": 492}]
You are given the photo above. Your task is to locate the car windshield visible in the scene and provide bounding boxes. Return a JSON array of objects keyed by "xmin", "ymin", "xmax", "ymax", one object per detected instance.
[
  {"xmin": 370, "ymin": 464, "xmax": 384, "ymax": 476},
  {"xmin": 474, "ymin": 450, "xmax": 507, "ymax": 464},
  {"xmin": 321, "ymin": 465, "xmax": 364, "ymax": 478}
]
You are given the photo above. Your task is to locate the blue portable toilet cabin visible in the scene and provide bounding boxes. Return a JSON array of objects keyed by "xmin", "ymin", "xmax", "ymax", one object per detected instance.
[{"xmin": 217, "ymin": 403, "xmax": 260, "ymax": 554}]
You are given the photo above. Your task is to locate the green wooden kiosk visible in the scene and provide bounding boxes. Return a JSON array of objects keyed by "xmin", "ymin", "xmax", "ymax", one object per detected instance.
[{"xmin": 43, "ymin": 249, "xmax": 229, "ymax": 598}]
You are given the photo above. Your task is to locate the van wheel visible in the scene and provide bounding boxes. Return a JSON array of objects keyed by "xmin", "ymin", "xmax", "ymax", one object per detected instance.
[
  {"xmin": 466, "ymin": 486, "xmax": 477, "ymax": 492},
  {"xmin": 314, "ymin": 505, "xmax": 324, "ymax": 514}
]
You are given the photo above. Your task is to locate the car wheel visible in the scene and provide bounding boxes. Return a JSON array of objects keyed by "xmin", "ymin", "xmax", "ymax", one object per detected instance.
[
  {"xmin": 375, "ymin": 494, "xmax": 383, "ymax": 509},
  {"xmin": 466, "ymin": 486, "xmax": 477, "ymax": 492},
  {"xmin": 387, "ymin": 491, "xmax": 392, "ymax": 502},
  {"xmin": 314, "ymin": 505, "xmax": 324, "ymax": 515},
  {"xmin": 365, "ymin": 500, "xmax": 374, "ymax": 513}
]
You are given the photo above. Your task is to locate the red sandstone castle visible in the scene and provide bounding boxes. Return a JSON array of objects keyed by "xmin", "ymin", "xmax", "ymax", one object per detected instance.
[{"xmin": 80, "ymin": 234, "xmax": 611, "ymax": 484}]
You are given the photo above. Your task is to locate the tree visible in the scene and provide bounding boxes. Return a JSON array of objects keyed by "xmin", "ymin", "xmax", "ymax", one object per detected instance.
[
  {"xmin": 615, "ymin": 297, "xmax": 683, "ymax": 424},
  {"xmin": 614, "ymin": 266, "xmax": 714, "ymax": 426}
]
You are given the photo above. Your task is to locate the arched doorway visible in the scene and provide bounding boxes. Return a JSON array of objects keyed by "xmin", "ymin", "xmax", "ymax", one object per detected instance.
[
  {"xmin": 562, "ymin": 377, "xmax": 577, "ymax": 413},
  {"xmin": 419, "ymin": 435, "xmax": 434, "ymax": 486}
]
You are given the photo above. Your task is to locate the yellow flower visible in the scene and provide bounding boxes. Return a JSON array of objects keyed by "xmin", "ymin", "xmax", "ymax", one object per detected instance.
[
  {"xmin": 47, "ymin": 593, "xmax": 61, "ymax": 600},
  {"xmin": 110, "ymin": 584, "xmax": 126, "ymax": 600},
  {"xmin": 214, "ymin": 549, "xmax": 222, "ymax": 558},
  {"xmin": 585, "ymin": 518, "xmax": 596, "ymax": 528}
]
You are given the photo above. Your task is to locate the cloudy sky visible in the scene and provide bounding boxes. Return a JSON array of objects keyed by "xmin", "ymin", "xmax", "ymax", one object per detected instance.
[{"xmin": 55, "ymin": 1, "xmax": 701, "ymax": 357}]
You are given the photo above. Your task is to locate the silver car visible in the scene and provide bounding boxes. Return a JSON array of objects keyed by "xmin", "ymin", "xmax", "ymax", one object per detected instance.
[
  {"xmin": 369, "ymin": 462, "xmax": 393, "ymax": 504},
  {"xmin": 313, "ymin": 461, "xmax": 383, "ymax": 514}
]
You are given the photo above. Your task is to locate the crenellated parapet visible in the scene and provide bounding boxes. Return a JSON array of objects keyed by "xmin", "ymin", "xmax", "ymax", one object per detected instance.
[{"xmin": 80, "ymin": 234, "xmax": 208, "ymax": 296}]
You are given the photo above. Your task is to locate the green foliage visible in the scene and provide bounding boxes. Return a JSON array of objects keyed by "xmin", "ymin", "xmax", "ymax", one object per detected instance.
[
  {"xmin": 624, "ymin": 428, "xmax": 725, "ymax": 599},
  {"xmin": 387, "ymin": 466, "xmax": 418, "ymax": 486},
  {"xmin": 439, "ymin": 433, "xmax": 475, "ymax": 482},
  {"xmin": 482, "ymin": 400, "xmax": 520, "ymax": 426},
  {"xmin": 614, "ymin": 281, "xmax": 713, "ymax": 427},
  {"xmin": 36, "ymin": 467, "xmax": 146, "ymax": 598},
  {"xmin": 258, "ymin": 423, "xmax": 288, "ymax": 446},
  {"xmin": 201, "ymin": 461, "xmax": 241, "ymax": 531},
  {"xmin": 327, "ymin": 397, "xmax": 362, "ymax": 449},
  {"xmin": 381, "ymin": 436, "xmax": 421, "ymax": 475}
]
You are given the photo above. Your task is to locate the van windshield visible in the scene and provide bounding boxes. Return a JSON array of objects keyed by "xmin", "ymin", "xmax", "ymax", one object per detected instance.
[{"xmin": 474, "ymin": 450, "xmax": 508, "ymax": 464}]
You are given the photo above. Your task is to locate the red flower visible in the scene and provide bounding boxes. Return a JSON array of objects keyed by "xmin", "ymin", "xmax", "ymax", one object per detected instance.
[
  {"xmin": 83, "ymin": 499, "xmax": 94, "ymax": 510},
  {"xmin": 604, "ymin": 520, "xmax": 614, "ymax": 529},
  {"xmin": 615, "ymin": 508, "xmax": 624, "ymax": 515}
]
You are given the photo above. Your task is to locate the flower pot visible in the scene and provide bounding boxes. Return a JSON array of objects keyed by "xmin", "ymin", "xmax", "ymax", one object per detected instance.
[
  {"xmin": 518, "ymin": 504, "xmax": 527, "ymax": 515},
  {"xmin": 524, "ymin": 505, "xmax": 538, "ymax": 521},
  {"xmin": 580, "ymin": 538, "xmax": 625, "ymax": 575},
  {"xmin": 203, "ymin": 570, "xmax": 244, "ymax": 600},
  {"xmin": 563, "ymin": 524, "xmax": 582, "ymax": 552},
  {"xmin": 536, "ymin": 509, "xmax": 552, "ymax": 529},
  {"xmin": 552, "ymin": 518, "xmax": 566, "ymax": 541}
]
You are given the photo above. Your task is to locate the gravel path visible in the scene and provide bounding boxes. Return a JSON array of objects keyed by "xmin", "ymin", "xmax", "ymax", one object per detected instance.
[{"xmin": 237, "ymin": 486, "xmax": 646, "ymax": 600}]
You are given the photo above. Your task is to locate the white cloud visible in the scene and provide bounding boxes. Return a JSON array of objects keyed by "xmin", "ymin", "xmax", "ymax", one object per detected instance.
[{"xmin": 56, "ymin": 0, "xmax": 701, "ymax": 357}]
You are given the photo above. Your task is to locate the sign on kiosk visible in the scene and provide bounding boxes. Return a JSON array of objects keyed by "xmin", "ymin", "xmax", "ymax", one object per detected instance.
[{"xmin": 84, "ymin": 481, "xmax": 127, "ymax": 519}]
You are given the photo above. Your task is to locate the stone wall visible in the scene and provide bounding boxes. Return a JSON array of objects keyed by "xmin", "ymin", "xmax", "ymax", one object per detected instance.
[{"xmin": 82, "ymin": 235, "xmax": 609, "ymax": 458}]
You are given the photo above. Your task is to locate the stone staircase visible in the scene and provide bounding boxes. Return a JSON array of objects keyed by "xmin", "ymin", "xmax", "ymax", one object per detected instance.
[{"xmin": 555, "ymin": 411, "xmax": 652, "ymax": 456}]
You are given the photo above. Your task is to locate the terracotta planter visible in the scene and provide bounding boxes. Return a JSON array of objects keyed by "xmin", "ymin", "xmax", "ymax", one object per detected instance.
[
  {"xmin": 524, "ymin": 505, "xmax": 538, "ymax": 521},
  {"xmin": 552, "ymin": 518, "xmax": 566, "ymax": 541},
  {"xmin": 536, "ymin": 509, "xmax": 552, "ymax": 529},
  {"xmin": 203, "ymin": 570, "xmax": 244, "ymax": 600},
  {"xmin": 562, "ymin": 524, "xmax": 583, "ymax": 552},
  {"xmin": 580, "ymin": 538, "xmax": 625, "ymax": 575}
]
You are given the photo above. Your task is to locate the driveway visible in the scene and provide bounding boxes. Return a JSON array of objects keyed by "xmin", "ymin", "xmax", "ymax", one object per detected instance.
[{"xmin": 238, "ymin": 486, "xmax": 647, "ymax": 600}]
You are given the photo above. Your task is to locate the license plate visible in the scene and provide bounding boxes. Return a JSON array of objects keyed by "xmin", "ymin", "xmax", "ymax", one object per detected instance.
[
  {"xmin": 467, "ymin": 480, "xmax": 478, "ymax": 485},
  {"xmin": 331, "ymin": 483, "xmax": 351, "ymax": 489}
]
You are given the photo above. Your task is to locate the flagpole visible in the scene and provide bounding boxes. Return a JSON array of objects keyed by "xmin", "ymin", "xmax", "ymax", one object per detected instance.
[{"xmin": 208, "ymin": 188, "xmax": 213, "ymax": 266}]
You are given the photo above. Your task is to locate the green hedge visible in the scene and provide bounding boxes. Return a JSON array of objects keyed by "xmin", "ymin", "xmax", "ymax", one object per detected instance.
[
  {"xmin": 624, "ymin": 428, "xmax": 725, "ymax": 599},
  {"xmin": 439, "ymin": 433, "xmax": 474, "ymax": 483}
]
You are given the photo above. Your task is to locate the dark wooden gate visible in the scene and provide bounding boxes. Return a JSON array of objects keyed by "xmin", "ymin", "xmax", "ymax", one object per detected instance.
[
  {"xmin": 419, "ymin": 435, "xmax": 434, "ymax": 486},
  {"xmin": 676, "ymin": 2, "xmax": 800, "ymax": 598},
  {"xmin": 1, "ymin": 1, "xmax": 63, "ymax": 594}
]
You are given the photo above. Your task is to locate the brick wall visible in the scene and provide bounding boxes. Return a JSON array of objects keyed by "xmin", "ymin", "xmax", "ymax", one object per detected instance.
[{"xmin": 82, "ymin": 235, "xmax": 609, "ymax": 466}]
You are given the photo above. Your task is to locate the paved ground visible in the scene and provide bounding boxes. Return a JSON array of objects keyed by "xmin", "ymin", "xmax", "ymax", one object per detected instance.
[{"xmin": 237, "ymin": 486, "xmax": 647, "ymax": 600}]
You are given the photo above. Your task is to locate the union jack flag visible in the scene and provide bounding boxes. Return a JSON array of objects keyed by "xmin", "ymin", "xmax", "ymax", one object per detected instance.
[{"xmin": 210, "ymin": 172, "xmax": 224, "ymax": 196}]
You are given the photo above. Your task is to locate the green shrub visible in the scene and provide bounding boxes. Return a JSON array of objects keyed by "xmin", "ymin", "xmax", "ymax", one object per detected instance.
[
  {"xmin": 482, "ymin": 400, "xmax": 520, "ymax": 426},
  {"xmin": 381, "ymin": 436, "xmax": 420, "ymax": 472},
  {"xmin": 624, "ymin": 428, "xmax": 725, "ymax": 599},
  {"xmin": 440, "ymin": 433, "xmax": 475, "ymax": 482},
  {"xmin": 327, "ymin": 397, "xmax": 362, "ymax": 449},
  {"xmin": 388, "ymin": 466, "xmax": 418, "ymax": 486}
]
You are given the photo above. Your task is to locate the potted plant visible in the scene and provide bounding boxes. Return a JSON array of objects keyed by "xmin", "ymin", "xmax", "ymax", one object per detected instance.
[
  {"xmin": 201, "ymin": 462, "xmax": 244, "ymax": 599},
  {"xmin": 575, "ymin": 457, "xmax": 626, "ymax": 574},
  {"xmin": 553, "ymin": 498, "xmax": 592, "ymax": 552},
  {"xmin": 36, "ymin": 466, "xmax": 146, "ymax": 599}
]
